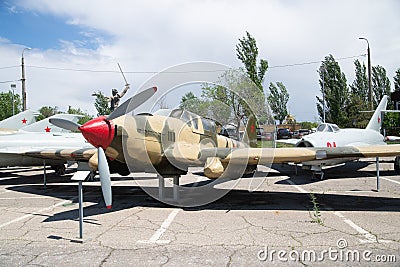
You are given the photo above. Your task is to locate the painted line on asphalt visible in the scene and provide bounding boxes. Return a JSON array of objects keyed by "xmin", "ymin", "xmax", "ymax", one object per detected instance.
[
  {"xmin": 0, "ymin": 198, "xmax": 76, "ymax": 229},
  {"xmin": 380, "ymin": 177, "xmax": 400, "ymax": 185},
  {"xmin": 286, "ymin": 179, "xmax": 307, "ymax": 193},
  {"xmin": 287, "ymin": 178, "xmax": 390, "ymax": 243},
  {"xmin": 0, "ymin": 196, "xmax": 72, "ymax": 200},
  {"xmin": 137, "ymin": 209, "xmax": 180, "ymax": 244},
  {"xmin": 362, "ymin": 171, "xmax": 400, "ymax": 187}
]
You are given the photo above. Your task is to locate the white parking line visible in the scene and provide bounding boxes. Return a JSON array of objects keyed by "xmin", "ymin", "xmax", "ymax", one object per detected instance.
[
  {"xmin": 0, "ymin": 198, "xmax": 75, "ymax": 229},
  {"xmin": 137, "ymin": 209, "xmax": 180, "ymax": 244},
  {"xmin": 380, "ymin": 177, "xmax": 400, "ymax": 185},
  {"xmin": 286, "ymin": 179, "xmax": 307, "ymax": 193},
  {"xmin": 287, "ymin": 178, "xmax": 390, "ymax": 243},
  {"xmin": 0, "ymin": 196, "xmax": 72, "ymax": 200}
]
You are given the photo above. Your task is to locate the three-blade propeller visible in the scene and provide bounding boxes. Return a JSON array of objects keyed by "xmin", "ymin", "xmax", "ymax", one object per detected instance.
[{"xmin": 49, "ymin": 86, "xmax": 157, "ymax": 209}]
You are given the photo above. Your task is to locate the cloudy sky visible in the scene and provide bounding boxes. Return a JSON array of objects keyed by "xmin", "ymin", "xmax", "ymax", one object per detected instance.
[{"xmin": 0, "ymin": 0, "xmax": 399, "ymax": 121}]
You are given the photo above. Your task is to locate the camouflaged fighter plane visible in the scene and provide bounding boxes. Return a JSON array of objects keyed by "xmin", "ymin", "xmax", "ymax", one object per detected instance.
[{"xmin": 47, "ymin": 86, "xmax": 400, "ymax": 209}]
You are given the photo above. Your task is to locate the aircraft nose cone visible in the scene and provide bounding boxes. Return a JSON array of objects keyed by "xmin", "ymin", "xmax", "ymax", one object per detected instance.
[{"xmin": 79, "ymin": 116, "xmax": 115, "ymax": 149}]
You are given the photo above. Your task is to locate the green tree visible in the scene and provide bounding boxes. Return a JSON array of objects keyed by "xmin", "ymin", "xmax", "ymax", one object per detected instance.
[
  {"xmin": 301, "ymin": 121, "xmax": 319, "ymax": 130},
  {"xmin": 236, "ymin": 31, "xmax": 268, "ymax": 91},
  {"xmin": 180, "ymin": 91, "xmax": 209, "ymax": 117},
  {"xmin": 350, "ymin": 59, "xmax": 368, "ymax": 101},
  {"xmin": 92, "ymin": 90, "xmax": 111, "ymax": 116},
  {"xmin": 267, "ymin": 82, "xmax": 289, "ymax": 124},
  {"xmin": 37, "ymin": 106, "xmax": 59, "ymax": 121},
  {"xmin": 180, "ymin": 92, "xmax": 201, "ymax": 113},
  {"xmin": 393, "ymin": 68, "xmax": 400, "ymax": 92},
  {"xmin": 67, "ymin": 106, "xmax": 94, "ymax": 125},
  {"xmin": 0, "ymin": 90, "xmax": 22, "ymax": 121},
  {"xmin": 348, "ymin": 60, "xmax": 370, "ymax": 127},
  {"xmin": 316, "ymin": 55, "xmax": 349, "ymax": 127},
  {"xmin": 200, "ymin": 69, "xmax": 271, "ymax": 137},
  {"xmin": 372, "ymin": 65, "xmax": 391, "ymax": 108}
]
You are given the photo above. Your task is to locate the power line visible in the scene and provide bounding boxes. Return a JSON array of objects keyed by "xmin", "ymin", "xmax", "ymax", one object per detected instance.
[
  {"xmin": 0, "ymin": 65, "xmax": 20, "ymax": 70},
  {"xmin": 269, "ymin": 54, "xmax": 366, "ymax": 69},
  {"xmin": 0, "ymin": 53, "xmax": 367, "ymax": 74},
  {"xmin": 0, "ymin": 79, "xmax": 20, "ymax": 84}
]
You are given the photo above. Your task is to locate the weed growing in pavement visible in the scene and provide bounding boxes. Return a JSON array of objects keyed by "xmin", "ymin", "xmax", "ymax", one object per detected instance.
[{"xmin": 309, "ymin": 193, "xmax": 324, "ymax": 225}]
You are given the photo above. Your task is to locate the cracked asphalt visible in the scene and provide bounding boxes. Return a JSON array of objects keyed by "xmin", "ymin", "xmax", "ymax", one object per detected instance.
[{"xmin": 0, "ymin": 158, "xmax": 399, "ymax": 266}]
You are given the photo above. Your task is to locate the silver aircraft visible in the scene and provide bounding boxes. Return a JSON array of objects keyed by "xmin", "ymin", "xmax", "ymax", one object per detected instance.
[
  {"xmin": 277, "ymin": 96, "xmax": 400, "ymax": 178},
  {"xmin": 0, "ymin": 113, "xmax": 94, "ymax": 174},
  {"xmin": 0, "ymin": 109, "xmax": 38, "ymax": 133}
]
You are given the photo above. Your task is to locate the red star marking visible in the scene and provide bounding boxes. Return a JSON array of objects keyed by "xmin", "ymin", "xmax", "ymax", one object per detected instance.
[
  {"xmin": 21, "ymin": 118, "xmax": 27, "ymax": 124},
  {"xmin": 378, "ymin": 116, "xmax": 381, "ymax": 123},
  {"xmin": 250, "ymin": 124, "xmax": 255, "ymax": 133},
  {"xmin": 45, "ymin": 126, "xmax": 51, "ymax": 132}
]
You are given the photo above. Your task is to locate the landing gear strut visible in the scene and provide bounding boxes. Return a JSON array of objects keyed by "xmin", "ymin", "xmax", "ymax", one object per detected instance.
[
  {"xmin": 310, "ymin": 165, "xmax": 324, "ymax": 181},
  {"xmin": 51, "ymin": 164, "xmax": 66, "ymax": 176}
]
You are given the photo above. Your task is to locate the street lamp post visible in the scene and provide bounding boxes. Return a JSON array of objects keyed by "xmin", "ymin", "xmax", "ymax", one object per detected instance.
[
  {"xmin": 359, "ymin": 37, "xmax": 372, "ymax": 110},
  {"xmin": 21, "ymin": 47, "xmax": 31, "ymax": 111},
  {"xmin": 318, "ymin": 67, "xmax": 326, "ymax": 123},
  {"xmin": 10, "ymin": 84, "xmax": 16, "ymax": 115}
]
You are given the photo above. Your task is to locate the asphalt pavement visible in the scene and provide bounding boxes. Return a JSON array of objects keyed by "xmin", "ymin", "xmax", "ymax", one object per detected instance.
[{"xmin": 0, "ymin": 158, "xmax": 399, "ymax": 266}]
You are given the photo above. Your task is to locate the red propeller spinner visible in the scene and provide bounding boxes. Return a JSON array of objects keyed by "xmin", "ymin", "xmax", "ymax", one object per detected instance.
[{"xmin": 79, "ymin": 116, "xmax": 115, "ymax": 149}]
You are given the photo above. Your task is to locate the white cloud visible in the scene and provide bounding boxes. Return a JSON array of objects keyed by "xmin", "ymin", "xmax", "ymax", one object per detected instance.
[{"xmin": 1, "ymin": 0, "xmax": 399, "ymax": 121}]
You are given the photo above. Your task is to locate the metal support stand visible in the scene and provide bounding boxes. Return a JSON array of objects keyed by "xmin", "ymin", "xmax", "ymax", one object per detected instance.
[
  {"xmin": 173, "ymin": 176, "xmax": 180, "ymax": 202},
  {"xmin": 78, "ymin": 180, "xmax": 83, "ymax": 239},
  {"xmin": 43, "ymin": 160, "xmax": 47, "ymax": 192},
  {"xmin": 376, "ymin": 157, "xmax": 380, "ymax": 192},
  {"xmin": 71, "ymin": 171, "xmax": 91, "ymax": 240},
  {"xmin": 158, "ymin": 175, "xmax": 165, "ymax": 200}
]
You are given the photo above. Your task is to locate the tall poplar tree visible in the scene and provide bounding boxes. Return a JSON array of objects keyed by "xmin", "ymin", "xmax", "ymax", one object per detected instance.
[
  {"xmin": 267, "ymin": 82, "xmax": 289, "ymax": 124},
  {"xmin": 372, "ymin": 65, "xmax": 391, "ymax": 107},
  {"xmin": 350, "ymin": 59, "xmax": 368, "ymax": 101},
  {"xmin": 394, "ymin": 68, "xmax": 400, "ymax": 92},
  {"xmin": 236, "ymin": 31, "xmax": 268, "ymax": 91},
  {"xmin": 316, "ymin": 55, "xmax": 349, "ymax": 127}
]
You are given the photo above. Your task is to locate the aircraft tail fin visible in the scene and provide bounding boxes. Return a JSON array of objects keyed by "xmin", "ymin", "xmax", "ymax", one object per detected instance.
[
  {"xmin": 20, "ymin": 114, "xmax": 83, "ymax": 133},
  {"xmin": 366, "ymin": 95, "xmax": 388, "ymax": 131},
  {"xmin": 0, "ymin": 110, "xmax": 38, "ymax": 130},
  {"xmin": 242, "ymin": 115, "xmax": 257, "ymax": 148}
]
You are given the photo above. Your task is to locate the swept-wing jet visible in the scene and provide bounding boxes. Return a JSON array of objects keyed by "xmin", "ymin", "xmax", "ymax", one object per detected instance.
[
  {"xmin": 0, "ymin": 109, "xmax": 38, "ymax": 133},
  {"xmin": 0, "ymin": 113, "xmax": 82, "ymax": 135},
  {"xmin": 49, "ymin": 87, "xmax": 400, "ymax": 208},
  {"xmin": 276, "ymin": 96, "xmax": 400, "ymax": 178},
  {"xmin": 0, "ymin": 113, "xmax": 94, "ymax": 174},
  {"xmin": 19, "ymin": 113, "xmax": 83, "ymax": 134},
  {"xmin": 280, "ymin": 96, "xmax": 388, "ymax": 148}
]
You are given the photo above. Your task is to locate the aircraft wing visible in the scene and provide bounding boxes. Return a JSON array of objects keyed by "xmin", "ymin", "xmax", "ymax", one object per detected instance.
[
  {"xmin": 0, "ymin": 147, "xmax": 96, "ymax": 162},
  {"xmin": 218, "ymin": 144, "xmax": 400, "ymax": 165}
]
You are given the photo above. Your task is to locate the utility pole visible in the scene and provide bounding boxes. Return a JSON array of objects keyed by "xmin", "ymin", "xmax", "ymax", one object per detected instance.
[
  {"xmin": 359, "ymin": 37, "xmax": 372, "ymax": 110},
  {"xmin": 21, "ymin": 47, "xmax": 31, "ymax": 111}
]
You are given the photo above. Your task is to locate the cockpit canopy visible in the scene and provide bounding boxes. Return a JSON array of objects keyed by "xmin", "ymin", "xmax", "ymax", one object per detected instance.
[
  {"xmin": 154, "ymin": 109, "xmax": 217, "ymax": 134},
  {"xmin": 316, "ymin": 123, "xmax": 340, "ymax": 133}
]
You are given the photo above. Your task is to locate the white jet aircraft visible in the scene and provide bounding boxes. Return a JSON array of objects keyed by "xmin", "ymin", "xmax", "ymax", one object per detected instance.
[
  {"xmin": 278, "ymin": 95, "xmax": 400, "ymax": 178},
  {"xmin": 0, "ymin": 110, "xmax": 38, "ymax": 133},
  {"xmin": 0, "ymin": 113, "xmax": 94, "ymax": 174}
]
